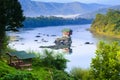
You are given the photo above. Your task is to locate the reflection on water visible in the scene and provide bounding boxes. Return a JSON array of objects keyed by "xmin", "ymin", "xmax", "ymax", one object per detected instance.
[
  {"xmin": 8, "ymin": 24, "xmax": 97, "ymax": 72},
  {"xmin": 91, "ymin": 32, "xmax": 120, "ymax": 44},
  {"xmin": 10, "ymin": 24, "xmax": 120, "ymax": 71}
]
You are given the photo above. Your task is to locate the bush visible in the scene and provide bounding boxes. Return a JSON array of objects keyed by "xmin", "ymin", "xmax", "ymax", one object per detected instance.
[
  {"xmin": 90, "ymin": 41, "xmax": 120, "ymax": 80},
  {"xmin": 1, "ymin": 72, "xmax": 38, "ymax": 80},
  {"xmin": 0, "ymin": 61, "xmax": 38, "ymax": 80},
  {"xmin": 32, "ymin": 50, "xmax": 68, "ymax": 70},
  {"xmin": 0, "ymin": 61, "xmax": 16, "ymax": 78},
  {"xmin": 70, "ymin": 67, "xmax": 90, "ymax": 80},
  {"xmin": 52, "ymin": 69, "xmax": 74, "ymax": 80},
  {"xmin": 31, "ymin": 67, "xmax": 52, "ymax": 80}
]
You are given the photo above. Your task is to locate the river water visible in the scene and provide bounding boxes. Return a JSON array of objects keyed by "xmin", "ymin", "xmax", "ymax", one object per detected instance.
[{"xmin": 9, "ymin": 24, "xmax": 111, "ymax": 71}]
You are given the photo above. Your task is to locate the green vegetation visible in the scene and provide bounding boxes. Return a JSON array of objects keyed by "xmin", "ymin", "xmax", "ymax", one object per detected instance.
[
  {"xmin": 1, "ymin": 42, "xmax": 120, "ymax": 80},
  {"xmin": 32, "ymin": 50, "xmax": 68, "ymax": 70},
  {"xmin": 70, "ymin": 67, "xmax": 90, "ymax": 80},
  {"xmin": 0, "ymin": 61, "xmax": 37, "ymax": 80},
  {"xmin": 90, "ymin": 9, "xmax": 120, "ymax": 38},
  {"xmin": 0, "ymin": 50, "xmax": 74, "ymax": 80},
  {"xmin": 31, "ymin": 50, "xmax": 75, "ymax": 80},
  {"xmin": 23, "ymin": 16, "xmax": 93, "ymax": 28},
  {"xmin": 0, "ymin": 0, "xmax": 25, "ymax": 57},
  {"xmin": 1, "ymin": 1, "xmax": 120, "ymax": 79},
  {"xmin": 90, "ymin": 41, "xmax": 120, "ymax": 80},
  {"xmin": 0, "ymin": 60, "xmax": 16, "ymax": 77}
]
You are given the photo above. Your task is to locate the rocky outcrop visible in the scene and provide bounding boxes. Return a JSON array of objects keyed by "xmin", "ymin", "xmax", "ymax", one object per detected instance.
[
  {"xmin": 40, "ymin": 36, "xmax": 72, "ymax": 50},
  {"xmin": 54, "ymin": 37, "xmax": 72, "ymax": 49},
  {"xmin": 40, "ymin": 28, "xmax": 73, "ymax": 53}
]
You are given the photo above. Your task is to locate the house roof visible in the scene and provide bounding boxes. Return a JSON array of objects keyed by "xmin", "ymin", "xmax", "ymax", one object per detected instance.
[
  {"xmin": 10, "ymin": 51, "xmax": 36, "ymax": 59},
  {"xmin": 62, "ymin": 28, "xmax": 71, "ymax": 32}
]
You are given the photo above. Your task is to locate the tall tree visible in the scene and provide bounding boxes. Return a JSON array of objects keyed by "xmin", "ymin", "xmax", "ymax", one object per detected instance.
[
  {"xmin": 0, "ymin": 0, "xmax": 25, "ymax": 57},
  {"xmin": 90, "ymin": 41, "xmax": 120, "ymax": 80}
]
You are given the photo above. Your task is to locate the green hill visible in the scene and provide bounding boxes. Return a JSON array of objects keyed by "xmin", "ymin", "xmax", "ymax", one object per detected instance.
[{"xmin": 90, "ymin": 9, "xmax": 120, "ymax": 38}]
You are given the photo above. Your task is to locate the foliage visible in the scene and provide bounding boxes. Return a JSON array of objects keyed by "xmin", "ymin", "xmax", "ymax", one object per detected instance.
[
  {"xmin": 90, "ymin": 41, "xmax": 120, "ymax": 80},
  {"xmin": 0, "ymin": 0, "xmax": 25, "ymax": 57},
  {"xmin": 30, "ymin": 50, "xmax": 74, "ymax": 80},
  {"xmin": 52, "ymin": 69, "xmax": 75, "ymax": 80},
  {"xmin": 0, "ymin": 36, "xmax": 9, "ymax": 56},
  {"xmin": 23, "ymin": 16, "xmax": 93, "ymax": 28},
  {"xmin": 32, "ymin": 50, "xmax": 69, "ymax": 70},
  {"xmin": 0, "ymin": 49, "xmax": 76, "ymax": 80},
  {"xmin": 1, "ymin": 72, "xmax": 38, "ymax": 80},
  {"xmin": 70, "ymin": 67, "xmax": 90, "ymax": 80},
  {"xmin": 31, "ymin": 67, "xmax": 52, "ymax": 80},
  {"xmin": 90, "ymin": 9, "xmax": 120, "ymax": 38},
  {"xmin": 0, "ymin": 61, "xmax": 16, "ymax": 78},
  {"xmin": 0, "ymin": 61, "xmax": 37, "ymax": 80},
  {"xmin": 31, "ymin": 67, "xmax": 75, "ymax": 80}
]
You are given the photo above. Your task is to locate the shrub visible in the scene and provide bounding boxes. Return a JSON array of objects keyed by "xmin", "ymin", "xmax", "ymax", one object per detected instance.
[
  {"xmin": 1, "ymin": 72, "xmax": 38, "ymax": 80},
  {"xmin": 32, "ymin": 50, "xmax": 68, "ymax": 70},
  {"xmin": 70, "ymin": 67, "xmax": 90, "ymax": 80},
  {"xmin": 0, "ymin": 61, "xmax": 16, "ymax": 78},
  {"xmin": 52, "ymin": 69, "xmax": 74, "ymax": 80},
  {"xmin": 90, "ymin": 41, "xmax": 120, "ymax": 80}
]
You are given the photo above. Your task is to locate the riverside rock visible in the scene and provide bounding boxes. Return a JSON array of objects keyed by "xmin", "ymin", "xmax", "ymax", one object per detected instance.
[{"xmin": 40, "ymin": 28, "xmax": 72, "ymax": 53}]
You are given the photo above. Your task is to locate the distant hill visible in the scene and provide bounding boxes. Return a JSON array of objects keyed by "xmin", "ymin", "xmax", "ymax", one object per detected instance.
[
  {"xmin": 19, "ymin": 0, "xmax": 109, "ymax": 17},
  {"xmin": 79, "ymin": 5, "xmax": 120, "ymax": 19}
]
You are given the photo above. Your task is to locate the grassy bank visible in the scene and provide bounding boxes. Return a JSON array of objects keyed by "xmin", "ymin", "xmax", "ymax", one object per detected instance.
[{"xmin": 0, "ymin": 50, "xmax": 75, "ymax": 80}]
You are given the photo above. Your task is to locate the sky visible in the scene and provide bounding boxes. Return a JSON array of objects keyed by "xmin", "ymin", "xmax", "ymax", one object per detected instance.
[{"xmin": 32, "ymin": 0, "xmax": 120, "ymax": 5}]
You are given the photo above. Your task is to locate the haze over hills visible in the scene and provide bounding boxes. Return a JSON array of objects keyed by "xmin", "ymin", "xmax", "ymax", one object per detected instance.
[
  {"xmin": 79, "ymin": 5, "xmax": 120, "ymax": 19},
  {"xmin": 19, "ymin": 0, "xmax": 110, "ymax": 17}
]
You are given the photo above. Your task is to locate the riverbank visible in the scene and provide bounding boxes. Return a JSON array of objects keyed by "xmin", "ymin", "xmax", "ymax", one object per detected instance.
[
  {"xmin": 90, "ymin": 9, "xmax": 120, "ymax": 39},
  {"xmin": 8, "ymin": 24, "xmax": 96, "ymax": 71},
  {"xmin": 90, "ymin": 29, "xmax": 120, "ymax": 39}
]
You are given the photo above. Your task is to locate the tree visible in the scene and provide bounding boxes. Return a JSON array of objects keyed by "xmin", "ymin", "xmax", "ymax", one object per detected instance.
[
  {"xmin": 32, "ymin": 50, "xmax": 68, "ymax": 71},
  {"xmin": 90, "ymin": 41, "xmax": 120, "ymax": 80},
  {"xmin": 90, "ymin": 9, "xmax": 120, "ymax": 37},
  {"xmin": 0, "ymin": 0, "xmax": 25, "ymax": 57},
  {"xmin": 52, "ymin": 70, "xmax": 74, "ymax": 80}
]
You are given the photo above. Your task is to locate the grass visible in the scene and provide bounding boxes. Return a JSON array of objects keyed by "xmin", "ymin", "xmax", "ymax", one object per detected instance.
[{"xmin": 0, "ymin": 61, "xmax": 17, "ymax": 77}]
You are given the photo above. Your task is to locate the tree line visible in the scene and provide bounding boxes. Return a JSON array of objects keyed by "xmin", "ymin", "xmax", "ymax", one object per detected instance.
[
  {"xmin": 23, "ymin": 16, "xmax": 93, "ymax": 28},
  {"xmin": 90, "ymin": 9, "xmax": 120, "ymax": 38}
]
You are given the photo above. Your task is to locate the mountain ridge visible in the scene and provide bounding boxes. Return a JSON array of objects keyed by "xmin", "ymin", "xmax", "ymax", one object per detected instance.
[
  {"xmin": 79, "ymin": 5, "xmax": 120, "ymax": 19},
  {"xmin": 19, "ymin": 0, "xmax": 110, "ymax": 17}
]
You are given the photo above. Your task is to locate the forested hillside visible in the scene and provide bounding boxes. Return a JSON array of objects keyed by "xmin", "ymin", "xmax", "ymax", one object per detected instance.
[
  {"xmin": 23, "ymin": 16, "xmax": 93, "ymax": 28},
  {"xmin": 19, "ymin": 0, "xmax": 109, "ymax": 17},
  {"xmin": 90, "ymin": 9, "xmax": 120, "ymax": 38}
]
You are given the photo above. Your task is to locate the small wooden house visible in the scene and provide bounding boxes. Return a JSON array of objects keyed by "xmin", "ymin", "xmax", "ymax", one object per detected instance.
[
  {"xmin": 62, "ymin": 28, "xmax": 72, "ymax": 37},
  {"xmin": 6, "ymin": 51, "xmax": 36, "ymax": 69}
]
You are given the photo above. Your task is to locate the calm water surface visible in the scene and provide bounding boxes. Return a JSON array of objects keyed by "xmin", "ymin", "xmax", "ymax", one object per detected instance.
[{"xmin": 9, "ymin": 24, "xmax": 120, "ymax": 72}]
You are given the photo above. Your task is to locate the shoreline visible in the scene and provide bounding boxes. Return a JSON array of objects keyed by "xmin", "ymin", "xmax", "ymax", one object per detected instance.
[
  {"xmin": 8, "ymin": 24, "xmax": 96, "ymax": 71},
  {"xmin": 90, "ymin": 29, "xmax": 120, "ymax": 39}
]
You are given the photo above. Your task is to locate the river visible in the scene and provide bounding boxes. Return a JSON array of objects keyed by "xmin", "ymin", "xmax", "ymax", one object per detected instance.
[{"xmin": 8, "ymin": 24, "xmax": 106, "ymax": 71}]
